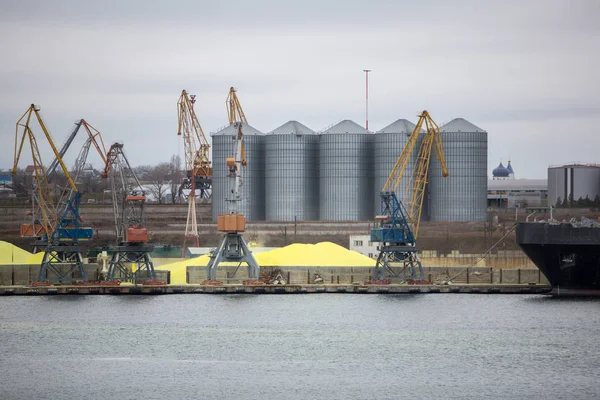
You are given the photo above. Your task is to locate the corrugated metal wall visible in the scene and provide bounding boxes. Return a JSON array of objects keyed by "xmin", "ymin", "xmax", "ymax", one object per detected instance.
[
  {"xmin": 428, "ymin": 119, "xmax": 488, "ymax": 222},
  {"xmin": 211, "ymin": 123, "xmax": 265, "ymax": 221},
  {"xmin": 319, "ymin": 120, "xmax": 373, "ymax": 221},
  {"xmin": 265, "ymin": 129, "xmax": 319, "ymax": 221},
  {"xmin": 548, "ymin": 165, "xmax": 600, "ymax": 206},
  {"xmin": 373, "ymin": 119, "xmax": 416, "ymax": 216}
]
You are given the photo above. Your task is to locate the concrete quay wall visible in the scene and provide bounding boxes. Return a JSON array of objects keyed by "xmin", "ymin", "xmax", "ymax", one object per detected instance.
[
  {"xmin": 0, "ymin": 264, "xmax": 170, "ymax": 285},
  {"xmin": 186, "ymin": 265, "xmax": 549, "ymax": 286}
]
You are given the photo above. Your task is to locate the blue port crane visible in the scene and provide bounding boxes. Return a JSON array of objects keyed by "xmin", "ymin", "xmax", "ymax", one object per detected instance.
[
  {"xmin": 370, "ymin": 110, "xmax": 448, "ymax": 281},
  {"xmin": 20, "ymin": 118, "xmax": 107, "ymax": 252},
  {"xmin": 13, "ymin": 105, "xmax": 97, "ymax": 282}
]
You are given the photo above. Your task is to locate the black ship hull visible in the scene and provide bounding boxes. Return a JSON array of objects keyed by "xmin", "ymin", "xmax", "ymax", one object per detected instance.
[{"xmin": 516, "ymin": 222, "xmax": 600, "ymax": 296}]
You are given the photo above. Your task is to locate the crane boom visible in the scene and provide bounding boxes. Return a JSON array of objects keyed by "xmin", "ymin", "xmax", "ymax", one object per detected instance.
[
  {"xmin": 46, "ymin": 120, "xmax": 83, "ymax": 182},
  {"xmin": 226, "ymin": 87, "xmax": 248, "ymax": 125},
  {"xmin": 13, "ymin": 105, "xmax": 78, "ymax": 239},
  {"xmin": 177, "ymin": 90, "xmax": 212, "ymax": 181},
  {"xmin": 56, "ymin": 120, "xmax": 108, "ymax": 219},
  {"xmin": 13, "ymin": 108, "xmax": 57, "ymax": 238},
  {"xmin": 224, "ymin": 87, "xmax": 247, "ymax": 215}
]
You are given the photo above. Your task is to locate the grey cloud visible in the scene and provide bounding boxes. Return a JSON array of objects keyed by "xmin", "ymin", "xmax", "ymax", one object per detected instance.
[{"xmin": 1, "ymin": 0, "xmax": 599, "ymax": 179}]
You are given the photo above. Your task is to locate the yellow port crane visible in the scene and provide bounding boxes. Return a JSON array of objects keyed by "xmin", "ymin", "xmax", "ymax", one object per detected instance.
[
  {"xmin": 177, "ymin": 90, "xmax": 212, "ymax": 252},
  {"xmin": 13, "ymin": 104, "xmax": 93, "ymax": 281},
  {"xmin": 371, "ymin": 110, "xmax": 448, "ymax": 280},
  {"xmin": 205, "ymin": 87, "xmax": 260, "ymax": 281},
  {"xmin": 177, "ymin": 90, "xmax": 212, "ymax": 198}
]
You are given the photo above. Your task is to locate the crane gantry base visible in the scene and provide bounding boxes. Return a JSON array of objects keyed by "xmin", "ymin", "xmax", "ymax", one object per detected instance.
[
  {"xmin": 106, "ymin": 245, "xmax": 156, "ymax": 283},
  {"xmin": 373, "ymin": 245, "xmax": 424, "ymax": 281},
  {"xmin": 39, "ymin": 245, "xmax": 87, "ymax": 282},
  {"xmin": 206, "ymin": 233, "xmax": 260, "ymax": 281}
]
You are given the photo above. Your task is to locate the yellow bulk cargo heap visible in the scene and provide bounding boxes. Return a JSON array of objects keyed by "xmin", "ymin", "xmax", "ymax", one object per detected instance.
[
  {"xmin": 0, "ymin": 241, "xmax": 33, "ymax": 264},
  {"xmin": 25, "ymin": 252, "xmax": 45, "ymax": 264},
  {"xmin": 157, "ymin": 242, "xmax": 376, "ymax": 284}
]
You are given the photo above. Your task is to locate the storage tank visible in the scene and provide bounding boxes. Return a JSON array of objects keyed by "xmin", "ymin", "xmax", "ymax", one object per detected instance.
[
  {"xmin": 319, "ymin": 120, "xmax": 373, "ymax": 221},
  {"xmin": 548, "ymin": 164, "xmax": 600, "ymax": 207},
  {"xmin": 211, "ymin": 122, "xmax": 265, "ymax": 221},
  {"xmin": 265, "ymin": 121, "xmax": 319, "ymax": 221},
  {"xmin": 428, "ymin": 118, "xmax": 488, "ymax": 222},
  {"xmin": 373, "ymin": 119, "xmax": 417, "ymax": 216}
]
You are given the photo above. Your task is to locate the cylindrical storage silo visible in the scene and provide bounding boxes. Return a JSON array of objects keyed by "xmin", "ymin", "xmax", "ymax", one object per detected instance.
[
  {"xmin": 319, "ymin": 120, "xmax": 373, "ymax": 221},
  {"xmin": 265, "ymin": 121, "xmax": 319, "ymax": 221},
  {"xmin": 548, "ymin": 164, "xmax": 600, "ymax": 207},
  {"xmin": 211, "ymin": 123, "xmax": 265, "ymax": 221},
  {"xmin": 428, "ymin": 118, "xmax": 488, "ymax": 222},
  {"xmin": 374, "ymin": 119, "xmax": 417, "ymax": 216}
]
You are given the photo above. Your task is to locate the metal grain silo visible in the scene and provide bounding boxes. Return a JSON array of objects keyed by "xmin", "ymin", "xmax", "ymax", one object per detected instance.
[
  {"xmin": 374, "ymin": 119, "xmax": 417, "ymax": 216},
  {"xmin": 428, "ymin": 118, "xmax": 488, "ymax": 222},
  {"xmin": 265, "ymin": 121, "xmax": 319, "ymax": 221},
  {"xmin": 548, "ymin": 164, "xmax": 600, "ymax": 207},
  {"xmin": 211, "ymin": 122, "xmax": 265, "ymax": 221},
  {"xmin": 319, "ymin": 120, "xmax": 373, "ymax": 221}
]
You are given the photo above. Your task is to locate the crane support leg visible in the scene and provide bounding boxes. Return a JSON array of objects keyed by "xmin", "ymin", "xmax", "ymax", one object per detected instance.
[
  {"xmin": 374, "ymin": 245, "xmax": 424, "ymax": 281},
  {"xmin": 107, "ymin": 245, "xmax": 156, "ymax": 283},
  {"xmin": 206, "ymin": 233, "xmax": 260, "ymax": 281},
  {"xmin": 39, "ymin": 245, "xmax": 87, "ymax": 282}
]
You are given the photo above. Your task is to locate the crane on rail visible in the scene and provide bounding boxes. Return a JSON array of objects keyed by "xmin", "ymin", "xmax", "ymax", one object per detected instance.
[
  {"xmin": 21, "ymin": 119, "xmax": 107, "ymax": 252},
  {"xmin": 370, "ymin": 110, "xmax": 448, "ymax": 281},
  {"xmin": 177, "ymin": 90, "xmax": 212, "ymax": 252},
  {"xmin": 13, "ymin": 105, "xmax": 94, "ymax": 281},
  {"xmin": 102, "ymin": 142, "xmax": 156, "ymax": 282},
  {"xmin": 205, "ymin": 87, "xmax": 259, "ymax": 281}
]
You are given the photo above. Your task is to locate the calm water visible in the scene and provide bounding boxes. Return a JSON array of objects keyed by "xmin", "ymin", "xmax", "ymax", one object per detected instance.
[{"xmin": 1, "ymin": 294, "xmax": 599, "ymax": 399}]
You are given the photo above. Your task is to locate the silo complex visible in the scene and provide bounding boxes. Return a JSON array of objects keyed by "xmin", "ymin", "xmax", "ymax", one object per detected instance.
[
  {"xmin": 211, "ymin": 123, "xmax": 265, "ymax": 221},
  {"xmin": 548, "ymin": 164, "xmax": 600, "ymax": 206},
  {"xmin": 373, "ymin": 119, "xmax": 417, "ymax": 216},
  {"xmin": 265, "ymin": 121, "xmax": 319, "ymax": 221},
  {"xmin": 319, "ymin": 120, "xmax": 373, "ymax": 221},
  {"xmin": 428, "ymin": 118, "xmax": 488, "ymax": 222}
]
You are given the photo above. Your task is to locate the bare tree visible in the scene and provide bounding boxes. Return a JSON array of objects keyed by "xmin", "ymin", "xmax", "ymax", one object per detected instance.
[
  {"xmin": 146, "ymin": 162, "xmax": 171, "ymax": 204},
  {"xmin": 168, "ymin": 155, "xmax": 183, "ymax": 204},
  {"xmin": 133, "ymin": 165, "xmax": 153, "ymax": 179}
]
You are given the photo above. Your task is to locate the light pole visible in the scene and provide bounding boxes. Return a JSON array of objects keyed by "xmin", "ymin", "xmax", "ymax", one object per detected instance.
[{"xmin": 363, "ymin": 69, "xmax": 371, "ymax": 131}]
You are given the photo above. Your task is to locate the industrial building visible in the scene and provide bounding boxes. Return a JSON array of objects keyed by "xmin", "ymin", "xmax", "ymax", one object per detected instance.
[
  {"xmin": 487, "ymin": 179, "xmax": 548, "ymax": 208},
  {"xmin": 548, "ymin": 164, "xmax": 600, "ymax": 207},
  {"xmin": 0, "ymin": 172, "xmax": 13, "ymax": 197},
  {"xmin": 487, "ymin": 160, "xmax": 548, "ymax": 208},
  {"xmin": 211, "ymin": 117, "xmax": 490, "ymax": 223}
]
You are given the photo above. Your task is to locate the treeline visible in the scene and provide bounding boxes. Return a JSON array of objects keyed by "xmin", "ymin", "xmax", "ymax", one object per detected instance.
[
  {"xmin": 4, "ymin": 155, "xmax": 185, "ymax": 205},
  {"xmin": 555, "ymin": 194, "xmax": 600, "ymax": 208}
]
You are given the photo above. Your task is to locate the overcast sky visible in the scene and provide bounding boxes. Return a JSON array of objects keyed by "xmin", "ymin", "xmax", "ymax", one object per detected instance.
[{"xmin": 1, "ymin": 0, "xmax": 598, "ymax": 178}]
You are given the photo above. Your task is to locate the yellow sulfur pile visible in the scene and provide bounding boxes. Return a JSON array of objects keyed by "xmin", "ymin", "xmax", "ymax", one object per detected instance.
[
  {"xmin": 0, "ymin": 241, "xmax": 33, "ymax": 264},
  {"xmin": 26, "ymin": 252, "xmax": 45, "ymax": 264},
  {"xmin": 157, "ymin": 242, "xmax": 375, "ymax": 284}
]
